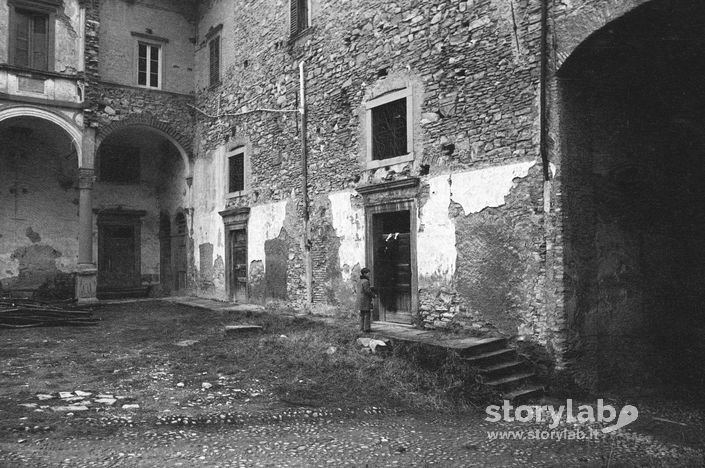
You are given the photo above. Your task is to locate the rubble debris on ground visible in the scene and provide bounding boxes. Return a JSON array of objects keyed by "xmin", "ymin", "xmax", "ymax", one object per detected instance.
[
  {"xmin": 0, "ymin": 299, "xmax": 98, "ymax": 328},
  {"xmin": 356, "ymin": 337, "xmax": 390, "ymax": 354}
]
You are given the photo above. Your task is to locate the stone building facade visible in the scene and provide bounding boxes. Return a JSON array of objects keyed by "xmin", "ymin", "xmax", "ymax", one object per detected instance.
[{"xmin": 1, "ymin": 0, "xmax": 704, "ymax": 392}]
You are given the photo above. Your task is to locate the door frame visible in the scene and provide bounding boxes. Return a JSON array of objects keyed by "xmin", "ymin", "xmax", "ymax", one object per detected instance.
[
  {"xmin": 96, "ymin": 209, "xmax": 146, "ymax": 290},
  {"xmin": 365, "ymin": 200, "xmax": 418, "ymax": 322},
  {"xmin": 219, "ymin": 207, "xmax": 250, "ymax": 301}
]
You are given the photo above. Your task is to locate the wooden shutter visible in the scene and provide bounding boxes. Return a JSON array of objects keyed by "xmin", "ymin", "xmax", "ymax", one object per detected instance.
[
  {"xmin": 209, "ymin": 37, "xmax": 220, "ymax": 86},
  {"xmin": 289, "ymin": 0, "xmax": 298, "ymax": 36},
  {"xmin": 14, "ymin": 10, "xmax": 31, "ymax": 67},
  {"xmin": 31, "ymin": 13, "xmax": 48, "ymax": 70}
]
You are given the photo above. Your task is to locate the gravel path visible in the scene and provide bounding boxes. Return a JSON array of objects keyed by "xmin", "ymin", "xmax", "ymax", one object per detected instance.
[{"xmin": 1, "ymin": 405, "xmax": 703, "ymax": 467}]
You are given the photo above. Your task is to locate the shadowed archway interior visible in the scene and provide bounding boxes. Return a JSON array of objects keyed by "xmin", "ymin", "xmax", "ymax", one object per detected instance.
[{"xmin": 559, "ymin": 0, "xmax": 705, "ymax": 393}]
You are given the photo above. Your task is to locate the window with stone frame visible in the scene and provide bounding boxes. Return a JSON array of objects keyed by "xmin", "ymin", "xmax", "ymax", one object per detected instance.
[
  {"xmin": 289, "ymin": 0, "xmax": 309, "ymax": 37},
  {"xmin": 137, "ymin": 41, "xmax": 161, "ymax": 88},
  {"xmin": 365, "ymin": 88, "xmax": 414, "ymax": 168},
  {"xmin": 99, "ymin": 144, "xmax": 141, "ymax": 184},
  {"xmin": 209, "ymin": 35, "xmax": 220, "ymax": 87},
  {"xmin": 8, "ymin": 0, "xmax": 59, "ymax": 71},
  {"xmin": 227, "ymin": 146, "xmax": 249, "ymax": 196}
]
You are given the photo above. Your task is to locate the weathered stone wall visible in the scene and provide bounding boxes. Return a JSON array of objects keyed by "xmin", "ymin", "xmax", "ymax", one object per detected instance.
[
  {"xmin": 98, "ymin": 0, "xmax": 195, "ymax": 95},
  {"xmin": 191, "ymin": 0, "xmax": 554, "ymax": 341}
]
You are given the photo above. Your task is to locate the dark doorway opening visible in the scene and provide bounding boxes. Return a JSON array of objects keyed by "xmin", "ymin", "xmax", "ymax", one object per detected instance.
[
  {"xmin": 97, "ymin": 211, "xmax": 145, "ymax": 296},
  {"xmin": 228, "ymin": 229, "xmax": 248, "ymax": 302},
  {"xmin": 372, "ymin": 210, "xmax": 412, "ymax": 323}
]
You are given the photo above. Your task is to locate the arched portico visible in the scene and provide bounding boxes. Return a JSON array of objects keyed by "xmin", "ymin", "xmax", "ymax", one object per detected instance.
[
  {"xmin": 0, "ymin": 106, "xmax": 96, "ymax": 301},
  {"xmin": 92, "ymin": 117, "xmax": 192, "ymax": 298},
  {"xmin": 555, "ymin": 0, "xmax": 705, "ymax": 393},
  {"xmin": 0, "ymin": 106, "xmax": 83, "ymax": 165},
  {"xmin": 553, "ymin": 0, "xmax": 652, "ymax": 69},
  {"xmin": 96, "ymin": 113, "xmax": 193, "ymax": 180}
]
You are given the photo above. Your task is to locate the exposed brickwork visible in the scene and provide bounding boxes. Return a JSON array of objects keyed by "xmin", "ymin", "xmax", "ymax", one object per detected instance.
[{"xmin": 96, "ymin": 110, "xmax": 194, "ymax": 156}]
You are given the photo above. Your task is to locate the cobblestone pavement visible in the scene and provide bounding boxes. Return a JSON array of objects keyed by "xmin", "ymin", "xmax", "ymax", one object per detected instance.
[{"xmin": 1, "ymin": 404, "xmax": 704, "ymax": 467}]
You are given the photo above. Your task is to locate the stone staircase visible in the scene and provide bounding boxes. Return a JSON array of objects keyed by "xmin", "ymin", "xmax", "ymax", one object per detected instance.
[
  {"xmin": 459, "ymin": 336, "xmax": 544, "ymax": 401},
  {"xmin": 372, "ymin": 322, "xmax": 544, "ymax": 401}
]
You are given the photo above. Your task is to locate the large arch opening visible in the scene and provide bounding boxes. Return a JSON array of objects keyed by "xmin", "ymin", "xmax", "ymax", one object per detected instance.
[
  {"xmin": 94, "ymin": 125, "xmax": 189, "ymax": 298},
  {"xmin": 0, "ymin": 116, "xmax": 80, "ymax": 298},
  {"xmin": 559, "ymin": 0, "xmax": 705, "ymax": 393}
]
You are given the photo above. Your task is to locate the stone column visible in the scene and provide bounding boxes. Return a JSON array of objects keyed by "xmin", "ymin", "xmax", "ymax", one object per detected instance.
[{"xmin": 75, "ymin": 167, "xmax": 98, "ymax": 304}]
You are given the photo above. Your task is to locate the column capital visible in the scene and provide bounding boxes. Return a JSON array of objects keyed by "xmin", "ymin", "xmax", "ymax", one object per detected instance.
[{"xmin": 78, "ymin": 167, "xmax": 95, "ymax": 189}]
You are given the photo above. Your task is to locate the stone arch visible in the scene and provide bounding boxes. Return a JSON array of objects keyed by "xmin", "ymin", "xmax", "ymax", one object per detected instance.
[
  {"xmin": 96, "ymin": 113, "xmax": 192, "ymax": 179},
  {"xmin": 0, "ymin": 105, "xmax": 83, "ymax": 166},
  {"xmin": 554, "ymin": 0, "xmax": 652, "ymax": 70}
]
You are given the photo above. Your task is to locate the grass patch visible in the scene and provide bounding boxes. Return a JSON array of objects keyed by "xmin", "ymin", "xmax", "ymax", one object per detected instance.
[{"xmin": 0, "ymin": 300, "xmax": 497, "ymax": 434}]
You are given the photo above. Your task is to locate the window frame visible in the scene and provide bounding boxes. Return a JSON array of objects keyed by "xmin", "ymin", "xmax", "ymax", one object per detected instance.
[
  {"xmin": 7, "ymin": 0, "xmax": 57, "ymax": 72},
  {"xmin": 289, "ymin": 0, "xmax": 311, "ymax": 38},
  {"xmin": 134, "ymin": 39, "xmax": 163, "ymax": 90},
  {"xmin": 364, "ymin": 88, "xmax": 414, "ymax": 170},
  {"xmin": 225, "ymin": 144, "xmax": 250, "ymax": 199}
]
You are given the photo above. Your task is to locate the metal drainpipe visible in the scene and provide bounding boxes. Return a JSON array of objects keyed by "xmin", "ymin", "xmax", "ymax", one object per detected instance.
[{"xmin": 299, "ymin": 60, "xmax": 312, "ymax": 303}]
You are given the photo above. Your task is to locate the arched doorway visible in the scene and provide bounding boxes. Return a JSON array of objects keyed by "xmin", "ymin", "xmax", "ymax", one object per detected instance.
[
  {"xmin": 558, "ymin": 0, "xmax": 705, "ymax": 392},
  {"xmin": 0, "ymin": 114, "xmax": 80, "ymax": 298},
  {"xmin": 94, "ymin": 124, "xmax": 190, "ymax": 298}
]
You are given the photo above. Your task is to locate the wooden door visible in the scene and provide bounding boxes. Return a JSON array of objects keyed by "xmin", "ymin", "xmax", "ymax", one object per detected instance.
[
  {"xmin": 173, "ymin": 213, "xmax": 187, "ymax": 291},
  {"xmin": 98, "ymin": 224, "xmax": 139, "ymax": 289},
  {"xmin": 229, "ymin": 229, "xmax": 248, "ymax": 302},
  {"xmin": 372, "ymin": 211, "xmax": 412, "ymax": 323}
]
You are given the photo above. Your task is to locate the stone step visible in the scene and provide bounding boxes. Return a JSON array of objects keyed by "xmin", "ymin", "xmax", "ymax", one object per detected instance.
[
  {"xmin": 224, "ymin": 324, "xmax": 263, "ymax": 335},
  {"xmin": 478, "ymin": 360, "xmax": 526, "ymax": 377},
  {"xmin": 484, "ymin": 372, "xmax": 535, "ymax": 390},
  {"xmin": 457, "ymin": 337, "xmax": 509, "ymax": 357},
  {"xmin": 96, "ymin": 287, "xmax": 150, "ymax": 300},
  {"xmin": 463, "ymin": 348, "xmax": 516, "ymax": 366},
  {"xmin": 503, "ymin": 384, "xmax": 545, "ymax": 402}
]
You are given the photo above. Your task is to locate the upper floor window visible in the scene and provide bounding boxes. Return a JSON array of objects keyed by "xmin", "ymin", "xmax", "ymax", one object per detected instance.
[
  {"xmin": 226, "ymin": 143, "xmax": 250, "ymax": 197},
  {"xmin": 137, "ymin": 42, "xmax": 161, "ymax": 88},
  {"xmin": 228, "ymin": 151, "xmax": 245, "ymax": 193},
  {"xmin": 365, "ymin": 88, "xmax": 414, "ymax": 169},
  {"xmin": 290, "ymin": 0, "xmax": 309, "ymax": 37},
  {"xmin": 209, "ymin": 36, "xmax": 220, "ymax": 87},
  {"xmin": 8, "ymin": 1, "xmax": 58, "ymax": 71}
]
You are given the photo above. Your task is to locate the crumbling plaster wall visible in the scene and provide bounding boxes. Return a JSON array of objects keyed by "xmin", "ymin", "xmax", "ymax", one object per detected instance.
[
  {"xmin": 192, "ymin": 0, "xmax": 555, "ymax": 340},
  {"xmin": 0, "ymin": 126, "xmax": 79, "ymax": 296},
  {"xmin": 0, "ymin": 0, "xmax": 83, "ymax": 73}
]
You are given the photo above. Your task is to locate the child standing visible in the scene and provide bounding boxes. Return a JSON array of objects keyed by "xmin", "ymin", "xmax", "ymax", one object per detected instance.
[{"xmin": 357, "ymin": 267, "xmax": 376, "ymax": 332}]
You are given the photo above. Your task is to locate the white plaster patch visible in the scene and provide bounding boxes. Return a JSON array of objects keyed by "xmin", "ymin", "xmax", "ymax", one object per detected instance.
[
  {"xmin": 328, "ymin": 191, "xmax": 365, "ymax": 281},
  {"xmin": 451, "ymin": 160, "xmax": 537, "ymax": 214},
  {"xmin": 248, "ymin": 201, "xmax": 288, "ymax": 266},
  {"xmin": 418, "ymin": 176, "xmax": 456, "ymax": 283},
  {"xmin": 191, "ymin": 149, "xmax": 228, "ymax": 272},
  {"xmin": 0, "ymin": 254, "xmax": 19, "ymax": 280}
]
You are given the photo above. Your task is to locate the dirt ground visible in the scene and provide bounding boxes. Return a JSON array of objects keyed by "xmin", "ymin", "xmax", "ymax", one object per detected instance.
[{"xmin": 0, "ymin": 300, "xmax": 704, "ymax": 467}]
